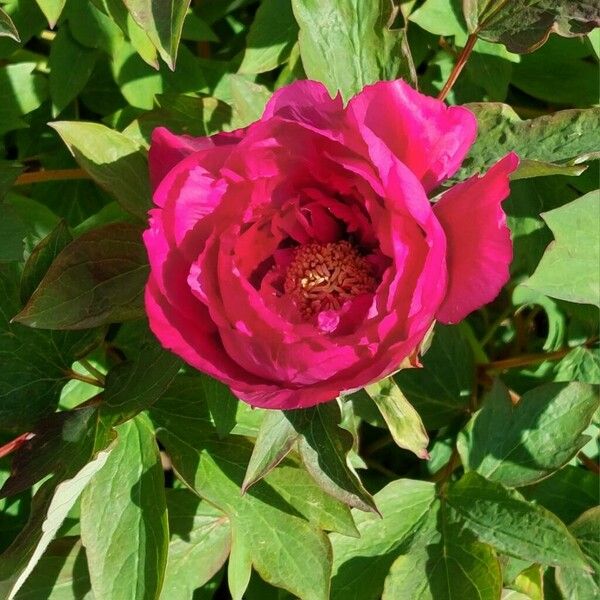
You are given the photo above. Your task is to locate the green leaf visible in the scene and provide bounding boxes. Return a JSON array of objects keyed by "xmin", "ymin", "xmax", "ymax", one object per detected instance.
[
  {"xmin": 14, "ymin": 223, "xmax": 148, "ymax": 330},
  {"xmin": 463, "ymin": 0, "xmax": 600, "ymax": 53},
  {"xmin": 365, "ymin": 378, "xmax": 429, "ymax": 459},
  {"xmin": 229, "ymin": 75, "xmax": 272, "ymax": 127},
  {"xmin": 459, "ymin": 105, "xmax": 600, "ymax": 181},
  {"xmin": 34, "ymin": 0, "xmax": 66, "ymax": 28},
  {"xmin": 556, "ymin": 507, "xmax": 600, "ymax": 599},
  {"xmin": 239, "ymin": 0, "xmax": 298, "ymax": 74},
  {"xmin": 409, "ymin": 0, "xmax": 467, "ymax": 38},
  {"xmin": 285, "ymin": 402, "xmax": 378, "ymax": 513},
  {"xmin": 458, "ymin": 381, "xmax": 599, "ymax": 487},
  {"xmin": 0, "ymin": 447, "xmax": 113, "ymax": 600},
  {"xmin": 0, "ymin": 264, "xmax": 103, "ymax": 434},
  {"xmin": 292, "ymin": 0, "xmax": 413, "ymax": 101},
  {"xmin": 49, "ymin": 27, "xmax": 98, "ymax": 117},
  {"xmin": 151, "ymin": 377, "xmax": 335, "ymax": 600},
  {"xmin": 555, "ymin": 347, "xmax": 600, "ymax": 384},
  {"xmin": 242, "ymin": 410, "xmax": 299, "ymax": 493},
  {"xmin": 101, "ymin": 339, "xmax": 181, "ymax": 424},
  {"xmin": 50, "ymin": 121, "xmax": 151, "ymax": 219},
  {"xmin": 20, "ymin": 220, "xmax": 72, "ymax": 304},
  {"xmin": 81, "ymin": 414, "xmax": 168, "ymax": 600},
  {"xmin": 446, "ymin": 472, "xmax": 590, "ymax": 569},
  {"xmin": 526, "ymin": 191, "xmax": 600, "ymax": 307},
  {"xmin": 13, "ymin": 538, "xmax": 91, "ymax": 600},
  {"xmin": 0, "ymin": 202, "xmax": 27, "ymax": 263},
  {"xmin": 330, "ymin": 480, "xmax": 436, "ymax": 600},
  {"xmin": 521, "ymin": 465, "xmax": 600, "ymax": 525},
  {"xmin": 382, "ymin": 512, "xmax": 502, "ymax": 600},
  {"xmin": 0, "ymin": 7, "xmax": 19, "ymax": 42},
  {"xmin": 122, "ymin": 0, "xmax": 191, "ymax": 69},
  {"xmin": 0, "ymin": 63, "xmax": 48, "ymax": 135},
  {"xmin": 394, "ymin": 324, "xmax": 474, "ymax": 429},
  {"xmin": 162, "ymin": 489, "xmax": 231, "ymax": 599}
]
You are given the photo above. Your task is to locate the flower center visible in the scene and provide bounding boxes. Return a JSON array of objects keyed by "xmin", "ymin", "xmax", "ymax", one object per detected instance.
[{"xmin": 284, "ymin": 240, "xmax": 376, "ymax": 317}]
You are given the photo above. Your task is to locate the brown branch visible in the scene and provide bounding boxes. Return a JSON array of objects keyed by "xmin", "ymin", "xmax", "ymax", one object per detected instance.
[
  {"xmin": 578, "ymin": 452, "xmax": 600, "ymax": 475},
  {"xmin": 66, "ymin": 369, "xmax": 104, "ymax": 388},
  {"xmin": 484, "ymin": 347, "xmax": 575, "ymax": 372},
  {"xmin": 437, "ymin": 33, "xmax": 478, "ymax": 102},
  {"xmin": 15, "ymin": 168, "xmax": 90, "ymax": 186}
]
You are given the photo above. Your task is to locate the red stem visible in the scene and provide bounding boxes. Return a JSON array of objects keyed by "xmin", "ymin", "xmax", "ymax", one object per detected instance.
[{"xmin": 437, "ymin": 33, "xmax": 478, "ymax": 102}]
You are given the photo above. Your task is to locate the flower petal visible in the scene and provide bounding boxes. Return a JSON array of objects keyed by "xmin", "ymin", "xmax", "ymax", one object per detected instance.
[
  {"xmin": 434, "ymin": 153, "xmax": 519, "ymax": 324},
  {"xmin": 346, "ymin": 80, "xmax": 477, "ymax": 191}
]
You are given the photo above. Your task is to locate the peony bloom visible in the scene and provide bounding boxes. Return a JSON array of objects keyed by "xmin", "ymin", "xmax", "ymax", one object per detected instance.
[{"xmin": 144, "ymin": 80, "xmax": 518, "ymax": 409}]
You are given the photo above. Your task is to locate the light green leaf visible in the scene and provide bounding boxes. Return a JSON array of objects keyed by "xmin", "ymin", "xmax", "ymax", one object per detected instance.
[
  {"xmin": 410, "ymin": 0, "xmax": 467, "ymax": 38},
  {"xmin": 0, "ymin": 7, "xmax": 19, "ymax": 41},
  {"xmin": 49, "ymin": 27, "xmax": 98, "ymax": 116},
  {"xmin": 458, "ymin": 381, "xmax": 599, "ymax": 486},
  {"xmin": 239, "ymin": 0, "xmax": 298, "ymax": 74},
  {"xmin": 14, "ymin": 223, "xmax": 148, "ymax": 330},
  {"xmin": 365, "ymin": 378, "xmax": 429, "ymax": 458},
  {"xmin": 162, "ymin": 489, "xmax": 231, "ymax": 599},
  {"xmin": 0, "ymin": 447, "xmax": 113, "ymax": 599},
  {"xmin": 526, "ymin": 191, "xmax": 600, "ymax": 307},
  {"xmin": 394, "ymin": 324, "xmax": 474, "ymax": 429},
  {"xmin": 447, "ymin": 472, "xmax": 591, "ymax": 569},
  {"xmin": 229, "ymin": 75, "xmax": 271, "ymax": 127},
  {"xmin": 554, "ymin": 347, "xmax": 600, "ymax": 384},
  {"xmin": 330, "ymin": 480, "xmax": 436, "ymax": 600},
  {"xmin": 285, "ymin": 402, "xmax": 378, "ymax": 513},
  {"xmin": 292, "ymin": 0, "xmax": 413, "ymax": 101},
  {"xmin": 34, "ymin": 0, "xmax": 66, "ymax": 28},
  {"xmin": 151, "ymin": 377, "xmax": 335, "ymax": 600},
  {"xmin": 81, "ymin": 414, "xmax": 168, "ymax": 600},
  {"xmin": 122, "ymin": 0, "xmax": 191, "ymax": 69},
  {"xmin": 50, "ymin": 121, "xmax": 151, "ymax": 219}
]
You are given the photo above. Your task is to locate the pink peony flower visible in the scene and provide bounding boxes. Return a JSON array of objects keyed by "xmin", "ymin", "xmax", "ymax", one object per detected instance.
[{"xmin": 144, "ymin": 80, "xmax": 518, "ymax": 409}]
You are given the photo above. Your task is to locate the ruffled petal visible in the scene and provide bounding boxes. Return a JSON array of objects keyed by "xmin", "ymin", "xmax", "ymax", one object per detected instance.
[
  {"xmin": 434, "ymin": 153, "xmax": 519, "ymax": 324},
  {"xmin": 346, "ymin": 80, "xmax": 477, "ymax": 191}
]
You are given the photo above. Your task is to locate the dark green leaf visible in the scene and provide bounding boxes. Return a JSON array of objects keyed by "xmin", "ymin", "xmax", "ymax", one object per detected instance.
[
  {"xmin": 365, "ymin": 378, "xmax": 429, "ymax": 459},
  {"xmin": 463, "ymin": 0, "xmax": 600, "ymax": 53},
  {"xmin": 394, "ymin": 324, "xmax": 474, "ymax": 429},
  {"xmin": 0, "ymin": 203, "xmax": 27, "ymax": 263},
  {"xmin": 14, "ymin": 223, "xmax": 148, "ymax": 329},
  {"xmin": 50, "ymin": 121, "xmax": 151, "ymax": 219},
  {"xmin": 0, "ymin": 7, "xmax": 19, "ymax": 42},
  {"xmin": 20, "ymin": 221, "xmax": 72, "ymax": 304},
  {"xmin": 122, "ymin": 0, "xmax": 191, "ymax": 69},
  {"xmin": 239, "ymin": 0, "xmax": 298, "ymax": 74},
  {"xmin": 80, "ymin": 414, "xmax": 168, "ymax": 600},
  {"xmin": 447, "ymin": 472, "xmax": 590, "ymax": 569},
  {"xmin": 0, "ymin": 264, "xmax": 104, "ymax": 433},
  {"xmin": 292, "ymin": 0, "xmax": 413, "ymax": 101},
  {"xmin": 458, "ymin": 381, "xmax": 599, "ymax": 486},
  {"xmin": 526, "ymin": 191, "xmax": 600, "ymax": 307},
  {"xmin": 285, "ymin": 402, "xmax": 378, "ymax": 513}
]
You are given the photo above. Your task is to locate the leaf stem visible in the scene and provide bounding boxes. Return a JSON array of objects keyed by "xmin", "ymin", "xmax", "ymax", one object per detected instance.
[
  {"xmin": 66, "ymin": 369, "xmax": 104, "ymax": 388},
  {"xmin": 578, "ymin": 452, "xmax": 600, "ymax": 475},
  {"xmin": 79, "ymin": 360, "xmax": 106, "ymax": 386},
  {"xmin": 14, "ymin": 168, "xmax": 90, "ymax": 186},
  {"xmin": 437, "ymin": 33, "xmax": 478, "ymax": 102},
  {"xmin": 0, "ymin": 432, "xmax": 34, "ymax": 459},
  {"xmin": 483, "ymin": 347, "xmax": 574, "ymax": 372}
]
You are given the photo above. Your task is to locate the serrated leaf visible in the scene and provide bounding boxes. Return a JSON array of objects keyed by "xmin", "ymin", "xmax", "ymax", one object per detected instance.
[
  {"xmin": 162, "ymin": 489, "xmax": 231, "ymax": 599},
  {"xmin": 242, "ymin": 410, "xmax": 299, "ymax": 493},
  {"xmin": 365, "ymin": 378, "xmax": 429, "ymax": 458},
  {"xmin": 122, "ymin": 0, "xmax": 191, "ymax": 69},
  {"xmin": 49, "ymin": 27, "xmax": 98, "ymax": 116},
  {"xmin": 0, "ymin": 447, "xmax": 113, "ymax": 600},
  {"xmin": 0, "ymin": 264, "xmax": 103, "ymax": 434},
  {"xmin": 463, "ymin": 0, "xmax": 600, "ymax": 53},
  {"xmin": 526, "ymin": 191, "xmax": 600, "ymax": 307},
  {"xmin": 239, "ymin": 0, "xmax": 298, "ymax": 74},
  {"xmin": 446, "ymin": 472, "xmax": 591, "ymax": 569},
  {"xmin": 458, "ymin": 381, "xmax": 599, "ymax": 486},
  {"xmin": 14, "ymin": 223, "xmax": 148, "ymax": 330},
  {"xmin": 394, "ymin": 324, "xmax": 474, "ymax": 429},
  {"xmin": 0, "ymin": 7, "xmax": 19, "ymax": 41},
  {"xmin": 81, "ymin": 414, "xmax": 168, "ymax": 600},
  {"xmin": 50, "ymin": 121, "xmax": 151, "ymax": 219},
  {"xmin": 150, "ymin": 377, "xmax": 335, "ymax": 600},
  {"xmin": 459, "ymin": 105, "xmax": 600, "ymax": 181},
  {"xmin": 20, "ymin": 220, "xmax": 72, "ymax": 304},
  {"xmin": 285, "ymin": 402, "xmax": 378, "ymax": 514},
  {"xmin": 292, "ymin": 0, "xmax": 413, "ymax": 101},
  {"xmin": 330, "ymin": 480, "xmax": 436, "ymax": 600}
]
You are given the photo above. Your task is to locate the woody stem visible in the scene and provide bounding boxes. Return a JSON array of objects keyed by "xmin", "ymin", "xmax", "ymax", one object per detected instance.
[
  {"xmin": 437, "ymin": 33, "xmax": 478, "ymax": 102},
  {"xmin": 14, "ymin": 168, "xmax": 90, "ymax": 186}
]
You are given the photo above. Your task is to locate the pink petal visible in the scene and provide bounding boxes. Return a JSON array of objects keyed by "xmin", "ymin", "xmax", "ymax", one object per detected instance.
[
  {"xmin": 346, "ymin": 80, "xmax": 477, "ymax": 191},
  {"xmin": 434, "ymin": 153, "xmax": 519, "ymax": 324}
]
